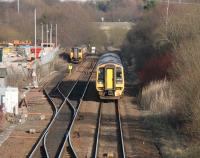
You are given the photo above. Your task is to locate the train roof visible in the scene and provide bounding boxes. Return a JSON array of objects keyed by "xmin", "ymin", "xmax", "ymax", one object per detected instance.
[{"xmin": 97, "ymin": 53, "xmax": 122, "ymax": 66}]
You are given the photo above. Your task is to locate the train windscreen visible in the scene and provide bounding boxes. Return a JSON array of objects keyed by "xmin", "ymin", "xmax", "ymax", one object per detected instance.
[
  {"xmin": 98, "ymin": 68, "xmax": 104, "ymax": 84},
  {"xmin": 116, "ymin": 67, "xmax": 123, "ymax": 83},
  {"xmin": 74, "ymin": 48, "xmax": 78, "ymax": 59}
]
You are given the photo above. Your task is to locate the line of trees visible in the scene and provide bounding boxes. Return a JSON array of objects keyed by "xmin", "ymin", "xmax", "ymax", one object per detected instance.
[{"xmin": 0, "ymin": 0, "xmax": 142, "ymax": 47}]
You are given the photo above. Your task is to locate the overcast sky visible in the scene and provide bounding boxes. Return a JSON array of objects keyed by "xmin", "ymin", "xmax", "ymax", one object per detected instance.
[
  {"xmin": 0, "ymin": 0, "xmax": 14, "ymax": 2},
  {"xmin": 0, "ymin": 0, "xmax": 91, "ymax": 1}
]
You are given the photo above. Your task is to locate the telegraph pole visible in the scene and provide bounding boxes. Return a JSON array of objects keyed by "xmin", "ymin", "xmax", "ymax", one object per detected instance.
[
  {"xmin": 50, "ymin": 24, "xmax": 52, "ymax": 44},
  {"xmin": 46, "ymin": 24, "xmax": 49, "ymax": 43},
  {"xmin": 41, "ymin": 23, "xmax": 44, "ymax": 45},
  {"xmin": 17, "ymin": 0, "xmax": 19, "ymax": 14},
  {"xmin": 56, "ymin": 24, "xmax": 57, "ymax": 47},
  {"xmin": 34, "ymin": 8, "xmax": 37, "ymax": 59}
]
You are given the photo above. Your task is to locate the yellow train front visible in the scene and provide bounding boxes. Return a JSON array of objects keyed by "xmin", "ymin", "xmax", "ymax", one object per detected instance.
[
  {"xmin": 70, "ymin": 47, "xmax": 84, "ymax": 63},
  {"xmin": 96, "ymin": 53, "xmax": 125, "ymax": 100}
]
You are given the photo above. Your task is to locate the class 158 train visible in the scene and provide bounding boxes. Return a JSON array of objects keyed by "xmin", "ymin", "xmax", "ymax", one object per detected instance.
[
  {"xmin": 96, "ymin": 53, "xmax": 125, "ymax": 100},
  {"xmin": 69, "ymin": 46, "xmax": 87, "ymax": 63}
]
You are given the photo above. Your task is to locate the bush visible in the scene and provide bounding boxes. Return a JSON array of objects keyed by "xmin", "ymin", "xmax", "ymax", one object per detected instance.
[
  {"xmin": 123, "ymin": 3, "xmax": 200, "ymax": 137},
  {"xmin": 121, "ymin": 4, "xmax": 171, "ymax": 71},
  {"xmin": 140, "ymin": 79, "xmax": 174, "ymax": 113},
  {"xmin": 108, "ymin": 28, "xmax": 129, "ymax": 47},
  {"xmin": 172, "ymin": 38, "xmax": 200, "ymax": 135},
  {"xmin": 138, "ymin": 53, "xmax": 173, "ymax": 85}
]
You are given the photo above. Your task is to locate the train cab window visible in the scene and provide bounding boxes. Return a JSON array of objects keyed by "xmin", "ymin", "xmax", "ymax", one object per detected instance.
[
  {"xmin": 98, "ymin": 68, "xmax": 104, "ymax": 83},
  {"xmin": 116, "ymin": 67, "xmax": 122, "ymax": 83}
]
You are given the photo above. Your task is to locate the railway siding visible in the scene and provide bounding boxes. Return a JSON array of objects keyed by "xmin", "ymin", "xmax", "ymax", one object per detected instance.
[
  {"xmin": 47, "ymin": 60, "xmax": 96, "ymax": 158},
  {"xmin": 28, "ymin": 58, "xmax": 97, "ymax": 158}
]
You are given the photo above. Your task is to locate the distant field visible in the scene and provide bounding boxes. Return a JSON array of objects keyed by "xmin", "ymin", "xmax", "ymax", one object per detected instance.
[
  {"xmin": 159, "ymin": 0, "xmax": 200, "ymax": 4},
  {"xmin": 94, "ymin": 22, "xmax": 135, "ymax": 31}
]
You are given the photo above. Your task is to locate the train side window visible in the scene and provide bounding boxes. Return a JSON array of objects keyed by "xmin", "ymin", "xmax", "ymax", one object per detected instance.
[
  {"xmin": 116, "ymin": 67, "xmax": 122, "ymax": 83},
  {"xmin": 98, "ymin": 68, "xmax": 104, "ymax": 83}
]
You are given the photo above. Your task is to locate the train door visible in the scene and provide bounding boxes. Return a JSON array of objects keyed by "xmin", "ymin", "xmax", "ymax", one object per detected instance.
[
  {"xmin": 74, "ymin": 48, "xmax": 78, "ymax": 60},
  {"xmin": 105, "ymin": 68, "xmax": 114, "ymax": 90},
  {"xmin": 78, "ymin": 48, "xmax": 82, "ymax": 60}
]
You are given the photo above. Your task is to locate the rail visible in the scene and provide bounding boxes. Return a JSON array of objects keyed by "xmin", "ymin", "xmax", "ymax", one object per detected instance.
[
  {"xmin": 93, "ymin": 100, "xmax": 126, "ymax": 158},
  {"xmin": 43, "ymin": 80, "xmax": 79, "ymax": 157},
  {"xmin": 58, "ymin": 60, "xmax": 97, "ymax": 158},
  {"xmin": 29, "ymin": 58, "xmax": 97, "ymax": 158},
  {"xmin": 29, "ymin": 78, "xmax": 80, "ymax": 157},
  {"xmin": 92, "ymin": 102, "xmax": 102, "ymax": 158},
  {"xmin": 28, "ymin": 81, "xmax": 64, "ymax": 157},
  {"xmin": 116, "ymin": 100, "xmax": 126, "ymax": 158}
]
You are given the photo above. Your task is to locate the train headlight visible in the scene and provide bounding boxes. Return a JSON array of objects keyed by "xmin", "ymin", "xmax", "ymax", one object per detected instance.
[
  {"xmin": 115, "ymin": 91, "xmax": 121, "ymax": 96},
  {"xmin": 116, "ymin": 87, "xmax": 122, "ymax": 90},
  {"xmin": 116, "ymin": 78, "xmax": 123, "ymax": 84},
  {"xmin": 98, "ymin": 80, "xmax": 104, "ymax": 84},
  {"xmin": 98, "ymin": 87, "xmax": 104, "ymax": 90}
]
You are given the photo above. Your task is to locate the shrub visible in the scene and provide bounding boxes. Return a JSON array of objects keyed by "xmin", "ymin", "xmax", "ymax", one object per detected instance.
[
  {"xmin": 121, "ymin": 4, "xmax": 170, "ymax": 71},
  {"xmin": 172, "ymin": 38, "xmax": 200, "ymax": 135},
  {"xmin": 140, "ymin": 79, "xmax": 174, "ymax": 113},
  {"xmin": 138, "ymin": 53, "xmax": 173, "ymax": 85}
]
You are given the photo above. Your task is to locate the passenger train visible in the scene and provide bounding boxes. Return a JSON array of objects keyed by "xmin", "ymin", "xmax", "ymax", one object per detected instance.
[
  {"xmin": 69, "ymin": 46, "xmax": 87, "ymax": 63},
  {"xmin": 96, "ymin": 53, "xmax": 125, "ymax": 100}
]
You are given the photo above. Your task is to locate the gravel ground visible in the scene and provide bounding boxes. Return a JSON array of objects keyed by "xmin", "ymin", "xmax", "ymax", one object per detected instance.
[
  {"xmin": 71, "ymin": 100, "xmax": 99, "ymax": 157},
  {"xmin": 98, "ymin": 101, "xmax": 119, "ymax": 158},
  {"xmin": 0, "ymin": 58, "xmax": 88, "ymax": 157},
  {"xmin": 64, "ymin": 66, "xmax": 98, "ymax": 157},
  {"xmin": 0, "ymin": 90, "xmax": 53, "ymax": 158},
  {"xmin": 119, "ymin": 88, "xmax": 160, "ymax": 158}
]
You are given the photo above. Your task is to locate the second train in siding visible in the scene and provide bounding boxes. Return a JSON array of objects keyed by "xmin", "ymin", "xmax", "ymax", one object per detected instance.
[
  {"xmin": 69, "ymin": 46, "xmax": 87, "ymax": 63},
  {"xmin": 96, "ymin": 53, "xmax": 125, "ymax": 100}
]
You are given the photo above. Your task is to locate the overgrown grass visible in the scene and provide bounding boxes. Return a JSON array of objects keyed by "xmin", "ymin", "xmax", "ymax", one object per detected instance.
[
  {"xmin": 140, "ymin": 80, "xmax": 174, "ymax": 114},
  {"xmin": 127, "ymin": 4, "xmax": 200, "ymax": 156}
]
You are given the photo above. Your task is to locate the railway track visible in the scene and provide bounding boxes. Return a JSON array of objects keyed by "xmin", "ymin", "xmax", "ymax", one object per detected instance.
[
  {"xmin": 93, "ymin": 100, "xmax": 126, "ymax": 158},
  {"xmin": 60, "ymin": 59, "xmax": 97, "ymax": 158},
  {"xmin": 28, "ymin": 58, "xmax": 97, "ymax": 158},
  {"xmin": 27, "ymin": 82, "xmax": 68, "ymax": 158}
]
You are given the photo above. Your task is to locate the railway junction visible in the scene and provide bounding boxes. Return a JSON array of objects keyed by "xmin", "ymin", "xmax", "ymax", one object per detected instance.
[{"xmin": 0, "ymin": 53, "xmax": 161, "ymax": 158}]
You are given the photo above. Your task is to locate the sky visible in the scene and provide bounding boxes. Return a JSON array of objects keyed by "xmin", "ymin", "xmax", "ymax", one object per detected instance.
[
  {"xmin": 0, "ymin": 0, "xmax": 14, "ymax": 2},
  {"xmin": 0, "ymin": 0, "xmax": 91, "ymax": 1}
]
